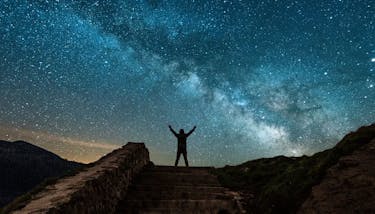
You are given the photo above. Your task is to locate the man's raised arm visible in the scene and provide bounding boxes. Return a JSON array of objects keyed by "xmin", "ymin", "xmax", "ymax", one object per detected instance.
[
  {"xmin": 169, "ymin": 125, "xmax": 178, "ymax": 137},
  {"xmin": 187, "ymin": 126, "xmax": 196, "ymax": 136}
]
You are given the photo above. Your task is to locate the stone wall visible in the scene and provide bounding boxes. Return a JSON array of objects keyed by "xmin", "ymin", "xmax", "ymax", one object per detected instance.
[{"xmin": 12, "ymin": 142, "xmax": 149, "ymax": 214}]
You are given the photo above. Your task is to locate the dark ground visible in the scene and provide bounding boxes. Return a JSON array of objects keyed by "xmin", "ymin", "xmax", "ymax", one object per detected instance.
[
  {"xmin": 0, "ymin": 140, "xmax": 83, "ymax": 208},
  {"xmin": 213, "ymin": 124, "xmax": 375, "ymax": 213}
]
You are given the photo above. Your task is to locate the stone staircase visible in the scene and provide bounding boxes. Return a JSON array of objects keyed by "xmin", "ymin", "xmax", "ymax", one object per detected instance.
[{"xmin": 115, "ymin": 165, "xmax": 243, "ymax": 214}]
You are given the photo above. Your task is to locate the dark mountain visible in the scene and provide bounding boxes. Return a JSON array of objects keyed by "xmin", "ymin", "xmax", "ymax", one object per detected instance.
[
  {"xmin": 0, "ymin": 140, "xmax": 84, "ymax": 207},
  {"xmin": 214, "ymin": 124, "xmax": 375, "ymax": 213}
]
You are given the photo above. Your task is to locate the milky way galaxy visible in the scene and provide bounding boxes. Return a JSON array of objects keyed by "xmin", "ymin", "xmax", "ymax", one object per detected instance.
[{"xmin": 0, "ymin": 0, "xmax": 374, "ymax": 165}]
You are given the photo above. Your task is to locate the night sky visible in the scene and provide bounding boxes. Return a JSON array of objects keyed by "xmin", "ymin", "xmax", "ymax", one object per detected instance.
[{"xmin": 0, "ymin": 0, "xmax": 374, "ymax": 166}]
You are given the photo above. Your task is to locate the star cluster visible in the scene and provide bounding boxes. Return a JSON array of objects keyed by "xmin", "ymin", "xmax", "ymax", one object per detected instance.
[{"xmin": 0, "ymin": 0, "xmax": 374, "ymax": 165}]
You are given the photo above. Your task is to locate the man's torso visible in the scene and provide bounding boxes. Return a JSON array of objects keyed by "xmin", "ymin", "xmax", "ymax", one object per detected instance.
[{"xmin": 177, "ymin": 134, "xmax": 187, "ymax": 152}]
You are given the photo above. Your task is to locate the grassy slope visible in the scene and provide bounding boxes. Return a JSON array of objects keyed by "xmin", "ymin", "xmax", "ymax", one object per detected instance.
[
  {"xmin": 213, "ymin": 124, "xmax": 375, "ymax": 214},
  {"xmin": 0, "ymin": 164, "xmax": 88, "ymax": 214}
]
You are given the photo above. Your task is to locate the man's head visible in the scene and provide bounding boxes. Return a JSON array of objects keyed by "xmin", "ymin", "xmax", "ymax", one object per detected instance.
[{"xmin": 179, "ymin": 129, "xmax": 185, "ymax": 134}]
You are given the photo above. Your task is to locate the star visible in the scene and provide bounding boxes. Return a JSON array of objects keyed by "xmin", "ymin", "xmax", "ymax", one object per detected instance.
[{"xmin": 0, "ymin": 0, "xmax": 373, "ymax": 166}]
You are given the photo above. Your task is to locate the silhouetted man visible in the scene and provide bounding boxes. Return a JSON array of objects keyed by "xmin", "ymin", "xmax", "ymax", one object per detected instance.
[{"xmin": 169, "ymin": 125, "xmax": 196, "ymax": 167}]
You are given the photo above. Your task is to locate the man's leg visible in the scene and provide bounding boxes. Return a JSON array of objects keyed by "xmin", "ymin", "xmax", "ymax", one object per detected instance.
[
  {"xmin": 175, "ymin": 151, "xmax": 181, "ymax": 167},
  {"xmin": 182, "ymin": 151, "xmax": 189, "ymax": 167}
]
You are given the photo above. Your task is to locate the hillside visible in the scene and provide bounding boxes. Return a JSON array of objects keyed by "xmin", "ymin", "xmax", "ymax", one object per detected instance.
[
  {"xmin": 0, "ymin": 140, "xmax": 84, "ymax": 207},
  {"xmin": 213, "ymin": 124, "xmax": 375, "ymax": 213},
  {"xmin": 1, "ymin": 124, "xmax": 374, "ymax": 213},
  {"xmin": 299, "ymin": 137, "xmax": 375, "ymax": 213}
]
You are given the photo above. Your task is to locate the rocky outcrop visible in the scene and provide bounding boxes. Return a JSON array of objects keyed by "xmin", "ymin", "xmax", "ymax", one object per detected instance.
[
  {"xmin": 11, "ymin": 142, "xmax": 149, "ymax": 214},
  {"xmin": 213, "ymin": 124, "xmax": 375, "ymax": 213},
  {"xmin": 299, "ymin": 138, "xmax": 375, "ymax": 213}
]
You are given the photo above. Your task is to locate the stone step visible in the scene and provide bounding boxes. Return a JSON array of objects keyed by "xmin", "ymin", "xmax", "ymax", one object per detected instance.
[
  {"xmin": 140, "ymin": 171, "xmax": 214, "ymax": 178},
  {"xmin": 115, "ymin": 165, "xmax": 242, "ymax": 213},
  {"xmin": 135, "ymin": 177, "xmax": 221, "ymax": 186},
  {"xmin": 129, "ymin": 184, "xmax": 227, "ymax": 193},
  {"xmin": 147, "ymin": 166, "xmax": 214, "ymax": 173},
  {"xmin": 136, "ymin": 173, "xmax": 219, "ymax": 185},
  {"xmin": 116, "ymin": 208, "xmax": 191, "ymax": 214},
  {"xmin": 117, "ymin": 199, "xmax": 238, "ymax": 212},
  {"xmin": 117, "ymin": 207, "xmax": 236, "ymax": 214},
  {"xmin": 141, "ymin": 170, "xmax": 213, "ymax": 177},
  {"xmin": 124, "ymin": 189, "xmax": 233, "ymax": 200}
]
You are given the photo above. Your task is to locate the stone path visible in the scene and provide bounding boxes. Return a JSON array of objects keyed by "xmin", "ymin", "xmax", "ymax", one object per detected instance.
[{"xmin": 116, "ymin": 165, "xmax": 243, "ymax": 214}]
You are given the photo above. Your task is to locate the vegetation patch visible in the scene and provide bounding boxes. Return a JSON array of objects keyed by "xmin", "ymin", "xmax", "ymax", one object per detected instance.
[
  {"xmin": 213, "ymin": 124, "xmax": 375, "ymax": 214},
  {"xmin": 1, "ymin": 165, "xmax": 88, "ymax": 214}
]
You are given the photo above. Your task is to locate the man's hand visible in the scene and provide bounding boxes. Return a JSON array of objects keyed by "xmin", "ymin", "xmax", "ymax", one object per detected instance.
[
  {"xmin": 193, "ymin": 126, "xmax": 196, "ymax": 129},
  {"xmin": 168, "ymin": 125, "xmax": 172, "ymax": 129}
]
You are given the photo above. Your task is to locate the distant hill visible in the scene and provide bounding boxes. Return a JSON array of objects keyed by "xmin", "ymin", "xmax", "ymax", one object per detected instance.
[
  {"xmin": 0, "ymin": 140, "xmax": 84, "ymax": 207},
  {"xmin": 214, "ymin": 124, "xmax": 375, "ymax": 213}
]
